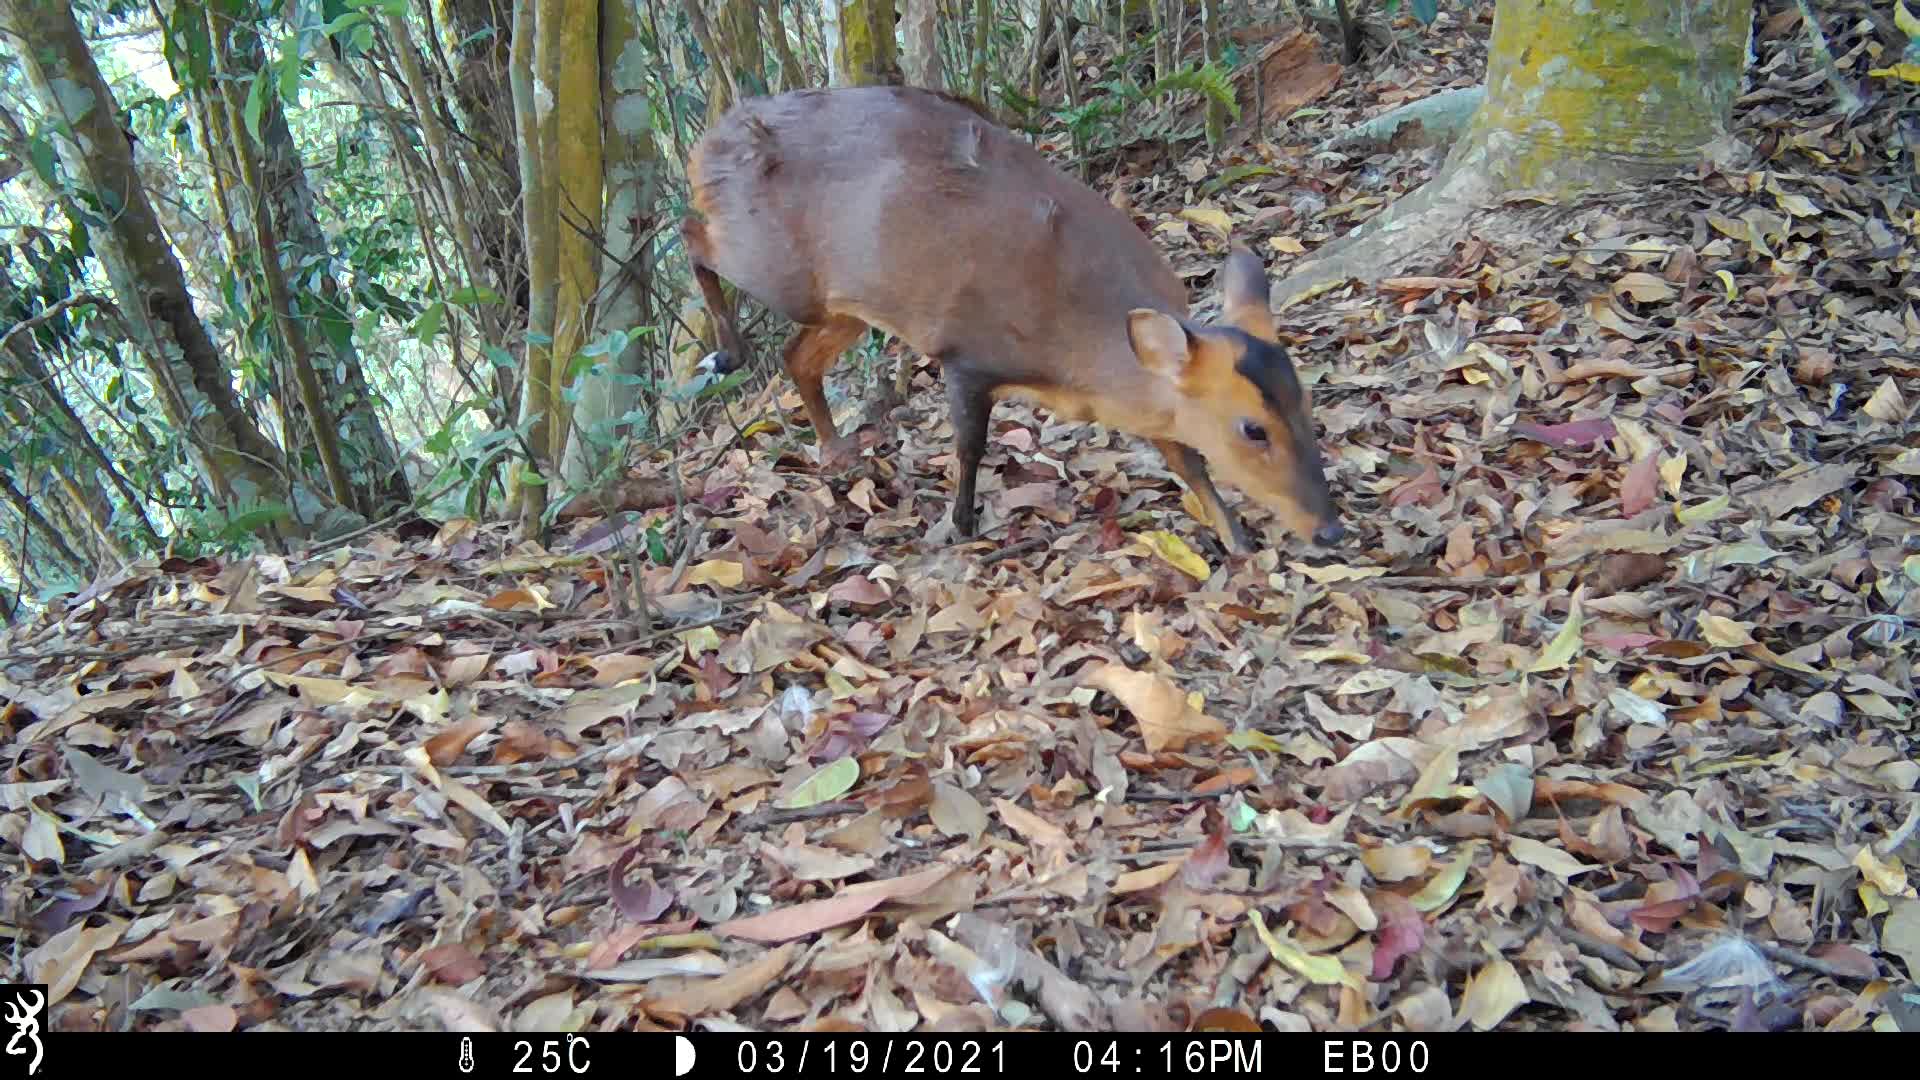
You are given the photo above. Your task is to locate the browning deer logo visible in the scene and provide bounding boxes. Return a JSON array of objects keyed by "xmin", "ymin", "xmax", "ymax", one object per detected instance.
[{"xmin": 2, "ymin": 988, "xmax": 42, "ymax": 1077}]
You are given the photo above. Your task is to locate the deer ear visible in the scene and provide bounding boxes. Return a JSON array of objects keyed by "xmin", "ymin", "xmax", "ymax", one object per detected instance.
[
  {"xmin": 1219, "ymin": 243, "xmax": 1277, "ymax": 343},
  {"xmin": 1128, "ymin": 310, "xmax": 1196, "ymax": 380}
]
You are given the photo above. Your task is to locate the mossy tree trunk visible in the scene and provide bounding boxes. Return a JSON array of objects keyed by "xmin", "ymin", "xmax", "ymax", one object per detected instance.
[
  {"xmin": 511, "ymin": 0, "xmax": 605, "ymax": 538},
  {"xmin": 837, "ymin": 0, "xmax": 900, "ymax": 86},
  {"xmin": 562, "ymin": 0, "xmax": 666, "ymax": 486},
  {"xmin": 1274, "ymin": 0, "xmax": 1756, "ymax": 299},
  {"xmin": 1452, "ymin": 0, "xmax": 1753, "ymax": 192}
]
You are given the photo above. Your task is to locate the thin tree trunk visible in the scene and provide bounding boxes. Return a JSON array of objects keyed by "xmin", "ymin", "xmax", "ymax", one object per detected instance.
[
  {"xmin": 902, "ymin": 0, "xmax": 944, "ymax": 89},
  {"xmin": 545, "ymin": 0, "xmax": 605, "ymax": 472},
  {"xmin": 512, "ymin": 0, "xmax": 605, "ymax": 535},
  {"xmin": 212, "ymin": 0, "xmax": 409, "ymax": 511},
  {"xmin": 51, "ymin": 464, "xmax": 129, "ymax": 567},
  {"xmin": 715, "ymin": 0, "xmax": 768, "ymax": 102},
  {"xmin": 4, "ymin": 0, "xmax": 308, "ymax": 536},
  {"xmin": 1202, "ymin": 0, "xmax": 1226, "ymax": 145},
  {"xmin": 1027, "ymin": 0, "xmax": 1055, "ymax": 103},
  {"xmin": 890, "ymin": 0, "xmax": 947, "ymax": 402},
  {"xmin": 564, "ymin": 0, "xmax": 665, "ymax": 483},
  {"xmin": 0, "ymin": 471, "xmax": 86, "ymax": 575},
  {"xmin": 384, "ymin": 12, "xmax": 491, "ymax": 319},
  {"xmin": 680, "ymin": 0, "xmax": 737, "ymax": 114},
  {"xmin": 433, "ymin": 0, "xmax": 530, "ymax": 328},
  {"xmin": 1150, "ymin": 0, "xmax": 1171, "ymax": 78},
  {"xmin": 763, "ymin": 0, "xmax": 808, "ymax": 90},
  {"xmin": 971, "ymin": 0, "xmax": 991, "ymax": 98},
  {"xmin": 511, "ymin": 0, "xmax": 556, "ymax": 534},
  {"xmin": 209, "ymin": 8, "xmax": 359, "ymax": 516},
  {"xmin": 0, "ymin": 310, "xmax": 162, "ymax": 547}
]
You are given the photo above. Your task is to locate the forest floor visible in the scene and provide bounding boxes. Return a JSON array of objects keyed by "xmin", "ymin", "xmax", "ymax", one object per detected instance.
[{"xmin": 4, "ymin": 1, "xmax": 1919, "ymax": 1035}]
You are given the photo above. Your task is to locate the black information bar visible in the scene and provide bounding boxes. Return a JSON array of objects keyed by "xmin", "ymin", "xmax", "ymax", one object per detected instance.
[{"xmin": 10, "ymin": 1029, "xmax": 1828, "ymax": 1079}]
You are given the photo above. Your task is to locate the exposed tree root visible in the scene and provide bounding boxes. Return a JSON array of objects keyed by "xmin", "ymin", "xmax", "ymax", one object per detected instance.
[
  {"xmin": 1269, "ymin": 156, "xmax": 1497, "ymax": 309},
  {"xmin": 1313, "ymin": 86, "xmax": 1484, "ymax": 156},
  {"xmin": 1272, "ymin": 111, "xmax": 1752, "ymax": 310}
]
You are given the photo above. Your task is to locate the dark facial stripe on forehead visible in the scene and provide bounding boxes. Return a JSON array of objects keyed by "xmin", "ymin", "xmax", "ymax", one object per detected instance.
[{"xmin": 1231, "ymin": 334, "xmax": 1303, "ymax": 416}]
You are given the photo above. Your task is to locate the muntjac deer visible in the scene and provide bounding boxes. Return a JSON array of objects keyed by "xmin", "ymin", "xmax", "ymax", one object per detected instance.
[{"xmin": 680, "ymin": 86, "xmax": 1342, "ymax": 553}]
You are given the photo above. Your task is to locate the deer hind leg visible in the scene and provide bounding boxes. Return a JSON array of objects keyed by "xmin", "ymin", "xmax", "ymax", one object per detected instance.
[
  {"xmin": 780, "ymin": 315, "xmax": 869, "ymax": 468},
  {"xmin": 1153, "ymin": 439, "xmax": 1253, "ymax": 555}
]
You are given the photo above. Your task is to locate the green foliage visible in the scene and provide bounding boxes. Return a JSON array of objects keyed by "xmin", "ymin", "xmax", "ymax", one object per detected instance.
[
  {"xmin": 1145, "ymin": 62, "xmax": 1240, "ymax": 123},
  {"xmin": 1044, "ymin": 55, "xmax": 1240, "ymax": 159},
  {"xmin": 174, "ymin": 498, "xmax": 295, "ymax": 557},
  {"xmin": 1382, "ymin": 0, "xmax": 1443, "ymax": 25},
  {"xmin": 1201, "ymin": 164, "xmax": 1277, "ymax": 197},
  {"xmin": 159, "ymin": 2, "xmax": 213, "ymax": 92},
  {"xmin": 421, "ymin": 421, "xmax": 522, "ymax": 521}
]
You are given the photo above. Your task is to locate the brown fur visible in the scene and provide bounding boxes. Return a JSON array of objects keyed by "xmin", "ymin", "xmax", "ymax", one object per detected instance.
[{"xmin": 681, "ymin": 87, "xmax": 1339, "ymax": 551}]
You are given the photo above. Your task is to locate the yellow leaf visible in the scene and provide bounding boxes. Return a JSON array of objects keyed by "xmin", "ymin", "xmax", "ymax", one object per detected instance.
[
  {"xmin": 1179, "ymin": 490, "xmax": 1215, "ymax": 531},
  {"xmin": 1361, "ymin": 844, "xmax": 1433, "ymax": 883},
  {"xmin": 1697, "ymin": 613, "xmax": 1756, "ymax": 648},
  {"xmin": 1287, "ymin": 561, "xmax": 1389, "ymax": 584},
  {"xmin": 1527, "ymin": 587, "xmax": 1585, "ymax": 673},
  {"xmin": 1864, "ymin": 377, "xmax": 1909, "ymax": 424},
  {"xmin": 1613, "ymin": 272, "xmax": 1677, "ymax": 303},
  {"xmin": 1676, "ymin": 494, "xmax": 1729, "ymax": 526},
  {"xmin": 1775, "ymin": 191, "xmax": 1819, "ymax": 217},
  {"xmin": 1713, "ymin": 269, "xmax": 1738, "ymax": 301},
  {"xmin": 1179, "ymin": 206, "xmax": 1236, "ymax": 236},
  {"xmin": 1248, "ymin": 910, "xmax": 1363, "ymax": 990},
  {"xmin": 1294, "ymin": 647, "xmax": 1372, "ymax": 663},
  {"xmin": 1082, "ymin": 662, "xmax": 1227, "ymax": 752},
  {"xmin": 684, "ymin": 559, "xmax": 746, "ymax": 589},
  {"xmin": 1269, "ymin": 235, "xmax": 1306, "ymax": 254},
  {"xmin": 782, "ymin": 757, "xmax": 861, "ymax": 809},
  {"xmin": 1335, "ymin": 669, "xmax": 1401, "ymax": 696},
  {"xmin": 824, "ymin": 668, "xmax": 857, "ymax": 698},
  {"xmin": 678, "ymin": 625, "xmax": 723, "ymax": 656},
  {"xmin": 1228, "ymin": 729, "xmax": 1287, "ymax": 753},
  {"xmin": 1410, "ymin": 843, "xmax": 1479, "ymax": 912},
  {"xmin": 1506, "ymin": 837, "xmax": 1599, "ymax": 879},
  {"xmin": 440, "ymin": 776, "xmax": 514, "ymax": 839},
  {"xmin": 1400, "ymin": 746, "xmax": 1461, "ymax": 814},
  {"xmin": 1855, "ymin": 846, "xmax": 1914, "ymax": 898},
  {"xmin": 1897, "ymin": 0, "xmax": 1920, "ymax": 39},
  {"xmin": 1743, "ymin": 642, "xmax": 1822, "ymax": 676},
  {"xmin": 1659, "ymin": 453, "xmax": 1687, "ymax": 498},
  {"xmin": 1459, "ymin": 957, "xmax": 1532, "ymax": 1030},
  {"xmin": 1138, "ymin": 530, "xmax": 1211, "ymax": 582}
]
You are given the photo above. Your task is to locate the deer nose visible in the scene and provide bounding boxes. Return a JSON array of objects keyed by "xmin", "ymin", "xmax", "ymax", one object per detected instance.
[{"xmin": 1313, "ymin": 522, "xmax": 1346, "ymax": 547}]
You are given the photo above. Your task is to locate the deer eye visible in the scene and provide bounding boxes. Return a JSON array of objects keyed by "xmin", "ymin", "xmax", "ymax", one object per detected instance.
[{"xmin": 1238, "ymin": 419, "xmax": 1269, "ymax": 445}]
